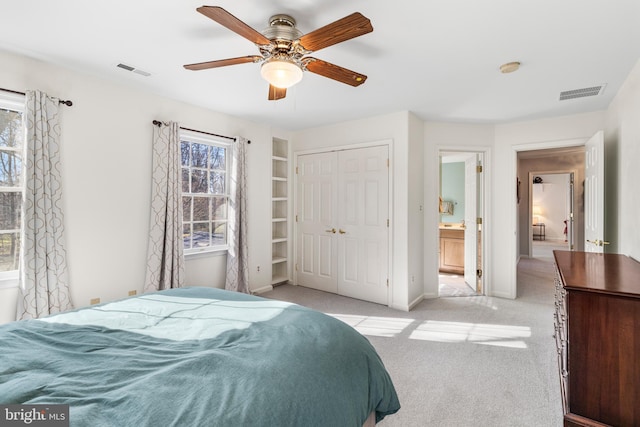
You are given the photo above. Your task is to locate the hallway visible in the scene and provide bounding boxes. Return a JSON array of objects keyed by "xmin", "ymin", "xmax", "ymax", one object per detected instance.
[{"xmin": 531, "ymin": 240, "xmax": 570, "ymax": 260}]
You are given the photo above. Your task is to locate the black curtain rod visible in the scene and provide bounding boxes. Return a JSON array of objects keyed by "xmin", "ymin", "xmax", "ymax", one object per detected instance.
[
  {"xmin": 152, "ymin": 120, "xmax": 250, "ymax": 144},
  {"xmin": 0, "ymin": 87, "xmax": 73, "ymax": 106}
]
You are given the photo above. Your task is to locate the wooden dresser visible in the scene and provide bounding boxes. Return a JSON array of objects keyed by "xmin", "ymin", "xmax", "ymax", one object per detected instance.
[{"xmin": 553, "ymin": 250, "xmax": 640, "ymax": 427}]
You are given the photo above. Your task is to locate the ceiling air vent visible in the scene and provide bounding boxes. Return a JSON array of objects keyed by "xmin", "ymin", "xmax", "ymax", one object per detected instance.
[
  {"xmin": 117, "ymin": 63, "xmax": 151, "ymax": 77},
  {"xmin": 559, "ymin": 85, "xmax": 605, "ymax": 101}
]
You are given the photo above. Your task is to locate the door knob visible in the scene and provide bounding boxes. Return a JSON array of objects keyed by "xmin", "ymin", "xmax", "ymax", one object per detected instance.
[
  {"xmin": 339, "ymin": 229, "xmax": 347, "ymax": 234},
  {"xmin": 587, "ymin": 239, "xmax": 611, "ymax": 247},
  {"xmin": 325, "ymin": 228, "xmax": 336, "ymax": 233}
]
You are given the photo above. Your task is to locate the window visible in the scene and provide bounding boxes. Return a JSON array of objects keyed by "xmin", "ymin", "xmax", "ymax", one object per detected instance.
[
  {"xmin": 180, "ymin": 130, "xmax": 230, "ymax": 254},
  {"xmin": 0, "ymin": 93, "xmax": 24, "ymax": 278}
]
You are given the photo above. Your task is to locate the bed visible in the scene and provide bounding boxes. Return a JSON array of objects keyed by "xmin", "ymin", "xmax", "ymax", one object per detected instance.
[{"xmin": 0, "ymin": 287, "xmax": 400, "ymax": 426}]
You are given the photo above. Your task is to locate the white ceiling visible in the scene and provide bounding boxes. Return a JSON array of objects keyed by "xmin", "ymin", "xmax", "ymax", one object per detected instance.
[{"xmin": 2, "ymin": 1, "xmax": 639, "ymax": 130}]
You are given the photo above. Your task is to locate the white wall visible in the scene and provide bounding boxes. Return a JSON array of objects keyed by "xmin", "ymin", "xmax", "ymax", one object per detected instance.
[
  {"xmin": 1, "ymin": 49, "xmax": 637, "ymax": 323},
  {"xmin": 0, "ymin": 49, "xmax": 281, "ymax": 324},
  {"xmin": 425, "ymin": 114, "xmax": 605, "ymax": 299},
  {"xmin": 407, "ymin": 113, "xmax": 425, "ymax": 306},
  {"xmin": 292, "ymin": 111, "xmax": 418, "ymax": 310},
  {"xmin": 605, "ymin": 58, "xmax": 640, "ymax": 260},
  {"xmin": 494, "ymin": 111, "xmax": 605, "ymax": 298},
  {"xmin": 424, "ymin": 122, "xmax": 494, "ymax": 298},
  {"xmin": 532, "ymin": 174, "xmax": 569, "ymax": 241}
]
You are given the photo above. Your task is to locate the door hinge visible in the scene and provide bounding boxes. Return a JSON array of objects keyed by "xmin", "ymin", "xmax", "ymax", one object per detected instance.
[
  {"xmin": 477, "ymin": 269, "xmax": 483, "ymax": 278},
  {"xmin": 295, "ymin": 263, "xmax": 298, "ymax": 272},
  {"xmin": 386, "ymin": 278, "xmax": 389, "ymax": 287},
  {"xmin": 477, "ymin": 217, "xmax": 482, "ymax": 225},
  {"xmin": 295, "ymin": 166, "xmax": 299, "ymax": 174},
  {"xmin": 476, "ymin": 165, "xmax": 483, "ymax": 173},
  {"xmin": 387, "ymin": 158, "xmax": 390, "ymax": 168},
  {"xmin": 295, "ymin": 214, "xmax": 298, "ymax": 222},
  {"xmin": 387, "ymin": 219, "xmax": 389, "ymax": 227}
]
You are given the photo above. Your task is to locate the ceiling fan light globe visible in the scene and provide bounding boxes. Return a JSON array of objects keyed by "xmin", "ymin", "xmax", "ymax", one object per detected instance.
[{"xmin": 261, "ymin": 59, "xmax": 303, "ymax": 89}]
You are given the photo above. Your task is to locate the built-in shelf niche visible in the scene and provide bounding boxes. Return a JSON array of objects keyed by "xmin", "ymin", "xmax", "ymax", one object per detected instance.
[{"xmin": 271, "ymin": 138, "xmax": 290, "ymax": 286}]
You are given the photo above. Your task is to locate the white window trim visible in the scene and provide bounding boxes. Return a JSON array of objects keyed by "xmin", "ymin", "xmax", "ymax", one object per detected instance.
[
  {"xmin": 0, "ymin": 272, "xmax": 19, "ymax": 289},
  {"xmin": 180, "ymin": 129, "xmax": 232, "ymax": 256},
  {"xmin": 0, "ymin": 91, "xmax": 25, "ymax": 288}
]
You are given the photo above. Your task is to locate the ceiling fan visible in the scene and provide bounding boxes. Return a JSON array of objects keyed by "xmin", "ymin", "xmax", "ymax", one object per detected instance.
[{"xmin": 184, "ymin": 6, "xmax": 373, "ymax": 100}]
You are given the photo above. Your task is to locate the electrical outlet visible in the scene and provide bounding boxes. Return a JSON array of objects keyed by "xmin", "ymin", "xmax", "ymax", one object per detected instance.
[
  {"xmin": 128, "ymin": 290, "xmax": 137, "ymax": 296},
  {"xmin": 90, "ymin": 298, "xmax": 100, "ymax": 305},
  {"xmin": 257, "ymin": 265, "xmax": 261, "ymax": 272}
]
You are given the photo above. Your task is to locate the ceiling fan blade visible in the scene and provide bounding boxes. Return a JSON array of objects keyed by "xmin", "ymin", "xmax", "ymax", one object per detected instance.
[
  {"xmin": 196, "ymin": 6, "xmax": 272, "ymax": 46},
  {"xmin": 304, "ymin": 58, "xmax": 367, "ymax": 87},
  {"xmin": 299, "ymin": 12, "xmax": 373, "ymax": 52},
  {"xmin": 268, "ymin": 85, "xmax": 287, "ymax": 101},
  {"xmin": 184, "ymin": 56, "xmax": 262, "ymax": 71}
]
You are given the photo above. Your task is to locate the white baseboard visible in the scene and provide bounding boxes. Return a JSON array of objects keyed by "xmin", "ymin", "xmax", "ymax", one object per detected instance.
[
  {"xmin": 409, "ymin": 294, "xmax": 425, "ymax": 310},
  {"xmin": 251, "ymin": 285, "xmax": 273, "ymax": 295},
  {"xmin": 422, "ymin": 291, "xmax": 439, "ymax": 300},
  {"xmin": 389, "ymin": 303, "xmax": 411, "ymax": 312}
]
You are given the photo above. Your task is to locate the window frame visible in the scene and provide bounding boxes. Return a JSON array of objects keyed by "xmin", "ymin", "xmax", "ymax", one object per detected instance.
[
  {"xmin": 0, "ymin": 91, "xmax": 25, "ymax": 287},
  {"xmin": 180, "ymin": 129, "xmax": 232, "ymax": 256}
]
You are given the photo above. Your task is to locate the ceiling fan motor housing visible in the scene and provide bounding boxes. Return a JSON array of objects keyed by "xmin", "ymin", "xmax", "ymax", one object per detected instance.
[{"xmin": 262, "ymin": 15, "xmax": 302, "ymax": 45}]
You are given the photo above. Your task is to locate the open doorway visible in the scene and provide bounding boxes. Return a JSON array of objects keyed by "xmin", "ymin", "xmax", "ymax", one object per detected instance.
[
  {"xmin": 529, "ymin": 172, "xmax": 574, "ymax": 260},
  {"xmin": 438, "ymin": 151, "xmax": 484, "ymax": 297},
  {"xmin": 517, "ymin": 146, "xmax": 585, "ymax": 260}
]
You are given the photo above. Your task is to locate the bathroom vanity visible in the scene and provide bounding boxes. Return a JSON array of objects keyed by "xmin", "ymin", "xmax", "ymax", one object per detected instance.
[{"xmin": 439, "ymin": 225, "xmax": 464, "ymax": 274}]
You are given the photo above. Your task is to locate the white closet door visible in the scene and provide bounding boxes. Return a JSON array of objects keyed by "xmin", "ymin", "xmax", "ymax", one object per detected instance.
[
  {"xmin": 336, "ymin": 146, "xmax": 389, "ymax": 305},
  {"xmin": 296, "ymin": 152, "xmax": 338, "ymax": 293},
  {"xmin": 296, "ymin": 146, "xmax": 389, "ymax": 304}
]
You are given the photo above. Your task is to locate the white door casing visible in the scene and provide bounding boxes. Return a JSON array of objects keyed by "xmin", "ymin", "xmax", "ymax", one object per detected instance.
[
  {"xmin": 584, "ymin": 130, "xmax": 606, "ymax": 253},
  {"xmin": 567, "ymin": 172, "xmax": 575, "ymax": 250},
  {"xmin": 295, "ymin": 145, "xmax": 390, "ymax": 305}
]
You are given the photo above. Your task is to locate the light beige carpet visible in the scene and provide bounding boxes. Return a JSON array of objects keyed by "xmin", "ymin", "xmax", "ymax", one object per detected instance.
[{"xmin": 262, "ymin": 256, "xmax": 563, "ymax": 426}]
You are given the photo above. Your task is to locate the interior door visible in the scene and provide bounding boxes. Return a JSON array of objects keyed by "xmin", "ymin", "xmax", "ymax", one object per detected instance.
[
  {"xmin": 584, "ymin": 131, "xmax": 606, "ymax": 253},
  {"xmin": 295, "ymin": 146, "xmax": 390, "ymax": 305},
  {"xmin": 336, "ymin": 146, "xmax": 389, "ymax": 305},
  {"xmin": 463, "ymin": 154, "xmax": 479, "ymax": 290},
  {"xmin": 296, "ymin": 152, "xmax": 338, "ymax": 293}
]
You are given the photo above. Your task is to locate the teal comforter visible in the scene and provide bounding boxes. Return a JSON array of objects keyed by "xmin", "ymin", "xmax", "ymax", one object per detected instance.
[{"xmin": 0, "ymin": 287, "xmax": 399, "ymax": 426}]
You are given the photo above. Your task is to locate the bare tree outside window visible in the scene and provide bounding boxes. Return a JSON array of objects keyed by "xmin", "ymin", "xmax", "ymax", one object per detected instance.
[
  {"xmin": 0, "ymin": 107, "xmax": 24, "ymax": 272},
  {"xmin": 181, "ymin": 136, "xmax": 229, "ymax": 252}
]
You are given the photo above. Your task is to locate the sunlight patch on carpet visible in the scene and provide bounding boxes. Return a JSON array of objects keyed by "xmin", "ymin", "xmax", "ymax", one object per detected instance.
[
  {"xmin": 328, "ymin": 314, "xmax": 415, "ymax": 337},
  {"xmin": 409, "ymin": 320, "xmax": 531, "ymax": 348}
]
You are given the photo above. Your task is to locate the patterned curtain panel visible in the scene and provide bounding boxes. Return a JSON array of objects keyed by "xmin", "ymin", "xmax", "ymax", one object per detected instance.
[
  {"xmin": 225, "ymin": 136, "xmax": 250, "ymax": 293},
  {"xmin": 17, "ymin": 90, "xmax": 73, "ymax": 320},
  {"xmin": 144, "ymin": 122, "xmax": 185, "ymax": 292}
]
